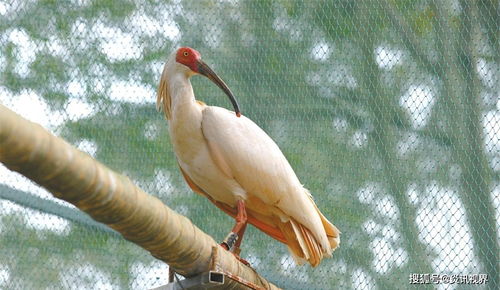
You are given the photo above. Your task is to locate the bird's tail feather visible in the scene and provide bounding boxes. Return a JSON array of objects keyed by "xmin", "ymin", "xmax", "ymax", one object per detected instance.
[
  {"xmin": 276, "ymin": 218, "xmax": 327, "ymax": 267},
  {"xmin": 303, "ymin": 189, "xmax": 341, "ymax": 250},
  {"xmin": 275, "ymin": 197, "xmax": 340, "ymax": 267},
  {"xmin": 317, "ymin": 207, "xmax": 340, "ymax": 250}
]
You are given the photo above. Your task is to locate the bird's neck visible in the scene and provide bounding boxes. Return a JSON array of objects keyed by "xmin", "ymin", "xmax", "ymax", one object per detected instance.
[
  {"xmin": 168, "ymin": 72, "xmax": 203, "ymax": 125},
  {"xmin": 168, "ymin": 73, "xmax": 195, "ymax": 112},
  {"xmin": 167, "ymin": 72, "xmax": 204, "ymax": 156}
]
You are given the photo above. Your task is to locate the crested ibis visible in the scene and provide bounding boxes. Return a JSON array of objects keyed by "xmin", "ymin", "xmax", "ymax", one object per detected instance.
[{"xmin": 157, "ymin": 47, "xmax": 340, "ymax": 267}]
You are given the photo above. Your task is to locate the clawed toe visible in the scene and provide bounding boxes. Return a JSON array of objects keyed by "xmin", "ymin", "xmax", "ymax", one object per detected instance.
[{"xmin": 219, "ymin": 243, "xmax": 250, "ymax": 266}]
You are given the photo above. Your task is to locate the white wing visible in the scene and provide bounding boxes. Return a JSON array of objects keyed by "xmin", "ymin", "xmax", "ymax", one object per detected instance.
[{"xmin": 201, "ymin": 106, "xmax": 330, "ymax": 252}]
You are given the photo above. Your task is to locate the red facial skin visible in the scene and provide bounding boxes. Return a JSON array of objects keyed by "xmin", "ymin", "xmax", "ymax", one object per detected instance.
[
  {"xmin": 176, "ymin": 47, "xmax": 201, "ymax": 73},
  {"xmin": 174, "ymin": 47, "xmax": 242, "ymax": 118}
]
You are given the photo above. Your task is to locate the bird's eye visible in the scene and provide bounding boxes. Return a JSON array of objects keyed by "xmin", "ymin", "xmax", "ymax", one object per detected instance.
[{"xmin": 183, "ymin": 51, "xmax": 189, "ymax": 57}]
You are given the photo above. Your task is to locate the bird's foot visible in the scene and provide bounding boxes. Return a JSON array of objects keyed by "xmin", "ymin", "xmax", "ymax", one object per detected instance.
[
  {"xmin": 230, "ymin": 246, "xmax": 250, "ymax": 266},
  {"xmin": 219, "ymin": 201, "xmax": 251, "ymax": 266},
  {"xmin": 232, "ymin": 252, "xmax": 250, "ymax": 266},
  {"xmin": 220, "ymin": 242, "xmax": 230, "ymax": 250},
  {"xmin": 220, "ymin": 232, "xmax": 250, "ymax": 266},
  {"xmin": 219, "ymin": 243, "xmax": 250, "ymax": 266}
]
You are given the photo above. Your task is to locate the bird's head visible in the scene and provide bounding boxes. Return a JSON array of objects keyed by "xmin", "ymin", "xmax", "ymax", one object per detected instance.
[
  {"xmin": 175, "ymin": 47, "xmax": 202, "ymax": 73},
  {"xmin": 175, "ymin": 47, "xmax": 241, "ymax": 117}
]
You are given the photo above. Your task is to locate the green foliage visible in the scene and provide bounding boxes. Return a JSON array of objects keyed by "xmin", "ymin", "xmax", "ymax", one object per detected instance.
[{"xmin": 0, "ymin": 0, "xmax": 498, "ymax": 289}]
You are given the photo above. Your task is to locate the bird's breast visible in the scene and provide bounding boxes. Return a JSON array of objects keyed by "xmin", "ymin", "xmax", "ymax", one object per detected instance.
[
  {"xmin": 168, "ymin": 108, "xmax": 205, "ymax": 166},
  {"xmin": 168, "ymin": 106, "xmax": 242, "ymax": 205}
]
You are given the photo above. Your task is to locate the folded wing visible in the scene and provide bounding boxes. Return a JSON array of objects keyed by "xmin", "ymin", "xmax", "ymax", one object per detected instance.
[{"xmin": 200, "ymin": 106, "xmax": 339, "ymax": 266}]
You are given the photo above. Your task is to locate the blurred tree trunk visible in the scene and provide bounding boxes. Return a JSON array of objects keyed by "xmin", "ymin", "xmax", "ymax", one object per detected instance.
[
  {"xmin": 356, "ymin": 0, "xmax": 434, "ymax": 280},
  {"xmin": 381, "ymin": 1, "xmax": 498, "ymax": 287},
  {"xmin": 478, "ymin": 0, "xmax": 499, "ymax": 64},
  {"xmin": 432, "ymin": 1, "xmax": 499, "ymax": 288},
  {"xmin": 456, "ymin": 1, "xmax": 499, "ymax": 287}
]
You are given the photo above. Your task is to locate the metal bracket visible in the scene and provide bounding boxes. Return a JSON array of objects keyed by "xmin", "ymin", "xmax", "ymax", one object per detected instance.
[
  {"xmin": 153, "ymin": 246, "xmax": 268, "ymax": 290},
  {"xmin": 151, "ymin": 271, "xmax": 224, "ymax": 290}
]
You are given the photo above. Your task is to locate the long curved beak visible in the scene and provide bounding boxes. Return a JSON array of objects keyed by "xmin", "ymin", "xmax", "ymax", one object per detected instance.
[{"xmin": 197, "ymin": 60, "xmax": 241, "ymax": 117}]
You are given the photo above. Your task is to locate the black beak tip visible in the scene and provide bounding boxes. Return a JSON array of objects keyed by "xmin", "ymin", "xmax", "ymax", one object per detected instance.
[{"xmin": 236, "ymin": 112, "xmax": 242, "ymax": 118}]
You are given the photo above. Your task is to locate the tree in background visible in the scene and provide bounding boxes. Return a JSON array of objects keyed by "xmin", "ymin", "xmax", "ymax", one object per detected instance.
[{"xmin": 0, "ymin": 0, "xmax": 498, "ymax": 289}]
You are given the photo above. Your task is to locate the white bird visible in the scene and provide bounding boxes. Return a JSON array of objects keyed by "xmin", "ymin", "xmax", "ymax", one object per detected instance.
[{"xmin": 157, "ymin": 47, "xmax": 340, "ymax": 267}]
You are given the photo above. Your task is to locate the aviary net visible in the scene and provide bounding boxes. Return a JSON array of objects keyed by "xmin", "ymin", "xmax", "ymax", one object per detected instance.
[{"xmin": 0, "ymin": 0, "xmax": 498, "ymax": 289}]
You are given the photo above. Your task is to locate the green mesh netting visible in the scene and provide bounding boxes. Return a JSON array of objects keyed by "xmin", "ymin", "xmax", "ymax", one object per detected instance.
[{"xmin": 0, "ymin": 0, "xmax": 499, "ymax": 289}]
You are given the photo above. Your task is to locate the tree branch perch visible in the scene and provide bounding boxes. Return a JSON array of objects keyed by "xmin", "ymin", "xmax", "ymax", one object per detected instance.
[{"xmin": 0, "ymin": 103, "xmax": 279, "ymax": 290}]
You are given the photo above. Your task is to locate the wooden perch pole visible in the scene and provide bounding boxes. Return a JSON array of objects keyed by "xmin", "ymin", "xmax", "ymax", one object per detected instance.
[{"xmin": 0, "ymin": 104, "xmax": 280, "ymax": 290}]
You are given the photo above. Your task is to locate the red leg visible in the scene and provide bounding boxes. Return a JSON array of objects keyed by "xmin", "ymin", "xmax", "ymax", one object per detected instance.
[
  {"xmin": 233, "ymin": 222, "xmax": 247, "ymax": 250},
  {"xmin": 220, "ymin": 200, "xmax": 250, "ymax": 265},
  {"xmin": 232, "ymin": 200, "xmax": 248, "ymax": 236}
]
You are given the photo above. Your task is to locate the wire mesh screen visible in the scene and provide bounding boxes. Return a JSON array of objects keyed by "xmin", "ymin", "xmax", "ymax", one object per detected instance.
[{"xmin": 0, "ymin": 0, "xmax": 499, "ymax": 289}]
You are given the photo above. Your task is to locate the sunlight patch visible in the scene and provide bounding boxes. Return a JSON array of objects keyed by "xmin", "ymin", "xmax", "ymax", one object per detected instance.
[
  {"xmin": 77, "ymin": 139, "xmax": 98, "ymax": 157},
  {"xmin": 400, "ymin": 85, "xmax": 435, "ymax": 130},
  {"xmin": 484, "ymin": 110, "xmax": 500, "ymax": 152},
  {"xmin": 65, "ymin": 97, "xmax": 95, "ymax": 121},
  {"xmin": 5, "ymin": 28, "xmax": 39, "ymax": 77},
  {"xmin": 0, "ymin": 264, "xmax": 9, "ymax": 287},
  {"xmin": 375, "ymin": 46, "xmax": 403, "ymax": 69},
  {"xmin": 0, "ymin": 199, "xmax": 23, "ymax": 215},
  {"xmin": 0, "ymin": 89, "xmax": 64, "ymax": 128},
  {"xmin": 417, "ymin": 186, "xmax": 474, "ymax": 273},
  {"xmin": 352, "ymin": 268, "xmax": 376, "ymax": 290},
  {"xmin": 94, "ymin": 22, "xmax": 142, "ymax": 62},
  {"xmin": 24, "ymin": 209, "xmax": 71, "ymax": 235},
  {"xmin": 108, "ymin": 80, "xmax": 155, "ymax": 104},
  {"xmin": 311, "ymin": 41, "xmax": 330, "ymax": 61}
]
